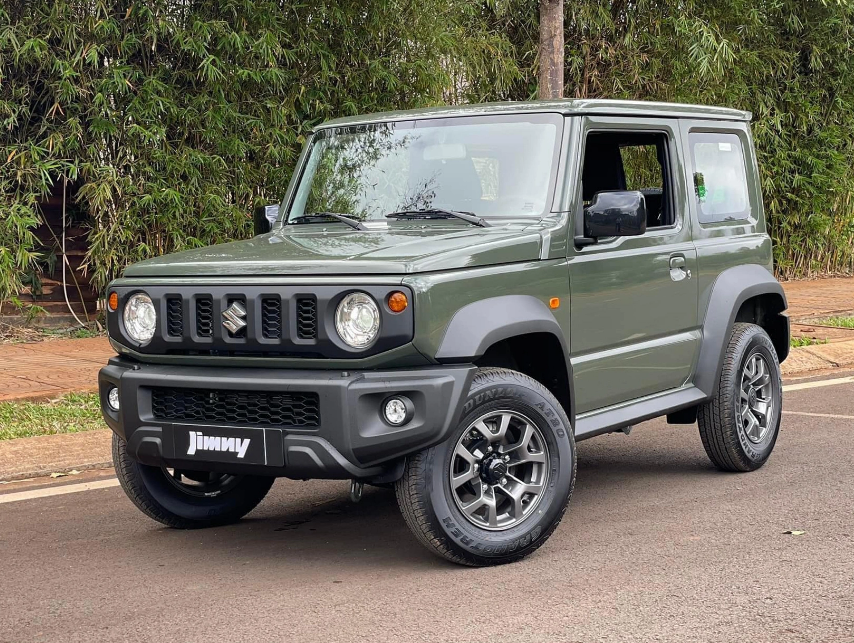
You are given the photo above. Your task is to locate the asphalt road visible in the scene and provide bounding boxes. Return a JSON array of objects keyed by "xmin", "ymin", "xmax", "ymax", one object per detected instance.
[{"xmin": 2, "ymin": 372, "xmax": 853, "ymax": 643}]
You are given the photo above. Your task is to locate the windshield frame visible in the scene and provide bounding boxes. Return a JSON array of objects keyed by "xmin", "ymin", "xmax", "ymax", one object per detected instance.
[{"xmin": 280, "ymin": 112, "xmax": 566, "ymax": 225}]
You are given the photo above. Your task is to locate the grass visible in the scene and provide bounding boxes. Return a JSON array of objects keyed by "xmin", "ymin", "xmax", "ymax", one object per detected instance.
[
  {"xmin": 0, "ymin": 321, "xmax": 105, "ymax": 345},
  {"xmin": 814, "ymin": 316, "xmax": 854, "ymax": 329},
  {"xmin": 790, "ymin": 336, "xmax": 828, "ymax": 348},
  {"xmin": 0, "ymin": 393, "xmax": 103, "ymax": 441}
]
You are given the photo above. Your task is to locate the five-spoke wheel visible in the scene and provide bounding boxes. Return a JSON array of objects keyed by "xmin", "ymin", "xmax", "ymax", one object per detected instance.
[
  {"xmin": 699, "ymin": 323, "xmax": 782, "ymax": 472},
  {"xmin": 113, "ymin": 434, "xmax": 274, "ymax": 529},
  {"xmin": 739, "ymin": 353, "xmax": 774, "ymax": 443},
  {"xmin": 450, "ymin": 411, "xmax": 549, "ymax": 530},
  {"xmin": 396, "ymin": 368, "xmax": 576, "ymax": 566}
]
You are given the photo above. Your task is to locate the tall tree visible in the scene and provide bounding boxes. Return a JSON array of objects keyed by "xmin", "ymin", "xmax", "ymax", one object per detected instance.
[{"xmin": 538, "ymin": 0, "xmax": 564, "ymax": 98}]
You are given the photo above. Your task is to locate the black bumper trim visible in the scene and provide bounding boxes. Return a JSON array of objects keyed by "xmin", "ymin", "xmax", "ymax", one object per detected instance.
[{"xmin": 99, "ymin": 357, "xmax": 475, "ymax": 480}]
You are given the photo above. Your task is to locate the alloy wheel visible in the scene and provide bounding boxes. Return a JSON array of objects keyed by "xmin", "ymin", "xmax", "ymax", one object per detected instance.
[
  {"xmin": 449, "ymin": 410, "xmax": 550, "ymax": 530},
  {"xmin": 739, "ymin": 353, "xmax": 774, "ymax": 443}
]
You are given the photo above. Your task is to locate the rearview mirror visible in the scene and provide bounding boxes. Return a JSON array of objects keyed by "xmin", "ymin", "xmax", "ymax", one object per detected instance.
[
  {"xmin": 423, "ymin": 143, "xmax": 467, "ymax": 161},
  {"xmin": 253, "ymin": 204, "xmax": 279, "ymax": 236},
  {"xmin": 583, "ymin": 190, "xmax": 647, "ymax": 239}
]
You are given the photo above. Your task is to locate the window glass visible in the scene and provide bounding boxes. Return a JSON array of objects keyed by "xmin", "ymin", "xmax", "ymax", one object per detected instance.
[
  {"xmin": 581, "ymin": 132, "xmax": 672, "ymax": 228},
  {"xmin": 689, "ymin": 132, "xmax": 751, "ymax": 223},
  {"xmin": 289, "ymin": 115, "xmax": 561, "ymax": 222}
]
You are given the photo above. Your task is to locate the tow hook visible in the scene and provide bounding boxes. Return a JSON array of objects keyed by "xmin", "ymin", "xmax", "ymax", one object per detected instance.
[{"xmin": 349, "ymin": 479, "xmax": 364, "ymax": 503}]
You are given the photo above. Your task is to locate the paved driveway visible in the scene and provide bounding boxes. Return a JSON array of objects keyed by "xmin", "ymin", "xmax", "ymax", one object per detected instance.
[{"xmin": 1, "ymin": 372, "xmax": 853, "ymax": 642}]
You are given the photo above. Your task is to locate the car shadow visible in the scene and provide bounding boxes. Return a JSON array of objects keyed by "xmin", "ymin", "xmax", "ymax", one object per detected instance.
[{"xmin": 127, "ymin": 425, "xmax": 727, "ymax": 572}]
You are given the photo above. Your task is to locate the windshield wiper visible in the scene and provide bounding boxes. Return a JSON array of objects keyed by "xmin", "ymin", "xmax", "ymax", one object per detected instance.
[
  {"xmin": 289, "ymin": 212, "xmax": 367, "ymax": 231},
  {"xmin": 385, "ymin": 208, "xmax": 491, "ymax": 228}
]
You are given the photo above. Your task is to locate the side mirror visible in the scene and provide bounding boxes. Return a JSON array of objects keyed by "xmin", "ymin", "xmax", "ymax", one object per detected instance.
[
  {"xmin": 253, "ymin": 204, "xmax": 279, "ymax": 236},
  {"xmin": 583, "ymin": 190, "xmax": 647, "ymax": 240}
]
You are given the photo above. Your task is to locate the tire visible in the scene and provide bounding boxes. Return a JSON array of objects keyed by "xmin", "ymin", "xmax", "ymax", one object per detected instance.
[
  {"xmin": 698, "ymin": 323, "xmax": 783, "ymax": 472},
  {"xmin": 113, "ymin": 434, "xmax": 275, "ymax": 529},
  {"xmin": 395, "ymin": 368, "xmax": 576, "ymax": 566}
]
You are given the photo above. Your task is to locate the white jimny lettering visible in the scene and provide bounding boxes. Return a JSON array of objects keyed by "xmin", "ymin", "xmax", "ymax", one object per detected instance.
[{"xmin": 186, "ymin": 431, "xmax": 251, "ymax": 458}]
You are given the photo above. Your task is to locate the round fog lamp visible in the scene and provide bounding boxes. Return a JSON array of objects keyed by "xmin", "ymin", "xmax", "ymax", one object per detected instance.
[
  {"xmin": 107, "ymin": 387, "xmax": 120, "ymax": 411},
  {"xmin": 383, "ymin": 396, "xmax": 413, "ymax": 426}
]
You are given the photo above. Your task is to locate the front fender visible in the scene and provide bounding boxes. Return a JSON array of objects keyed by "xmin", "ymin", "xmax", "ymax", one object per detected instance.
[{"xmin": 434, "ymin": 295, "xmax": 575, "ymax": 423}]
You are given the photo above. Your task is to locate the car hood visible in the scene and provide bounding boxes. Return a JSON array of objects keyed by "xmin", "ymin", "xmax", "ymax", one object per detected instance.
[{"xmin": 123, "ymin": 220, "xmax": 549, "ymax": 278}]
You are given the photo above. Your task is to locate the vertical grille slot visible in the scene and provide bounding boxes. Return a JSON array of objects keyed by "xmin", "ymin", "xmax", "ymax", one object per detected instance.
[
  {"xmin": 261, "ymin": 297, "xmax": 282, "ymax": 339},
  {"xmin": 296, "ymin": 296, "xmax": 317, "ymax": 339},
  {"xmin": 166, "ymin": 297, "xmax": 183, "ymax": 337},
  {"xmin": 195, "ymin": 296, "xmax": 213, "ymax": 337}
]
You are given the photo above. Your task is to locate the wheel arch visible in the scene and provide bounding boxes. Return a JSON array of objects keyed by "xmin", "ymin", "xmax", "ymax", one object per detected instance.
[
  {"xmin": 435, "ymin": 295, "xmax": 574, "ymax": 425},
  {"xmin": 695, "ymin": 264, "xmax": 789, "ymax": 397}
]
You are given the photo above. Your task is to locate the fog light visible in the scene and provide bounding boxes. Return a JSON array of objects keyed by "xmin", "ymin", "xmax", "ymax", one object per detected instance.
[
  {"xmin": 107, "ymin": 387, "xmax": 120, "ymax": 411},
  {"xmin": 383, "ymin": 396, "xmax": 413, "ymax": 426}
]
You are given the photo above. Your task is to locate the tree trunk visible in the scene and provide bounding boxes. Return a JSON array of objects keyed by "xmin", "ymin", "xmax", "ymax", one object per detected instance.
[{"xmin": 538, "ymin": 0, "xmax": 564, "ymax": 99}]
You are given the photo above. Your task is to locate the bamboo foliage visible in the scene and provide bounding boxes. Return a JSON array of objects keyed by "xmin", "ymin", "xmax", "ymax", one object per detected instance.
[
  {"xmin": 1, "ymin": 0, "xmax": 853, "ymax": 307},
  {"xmin": 489, "ymin": 0, "xmax": 854, "ymax": 278},
  {"xmin": 0, "ymin": 0, "xmax": 517, "ymax": 299}
]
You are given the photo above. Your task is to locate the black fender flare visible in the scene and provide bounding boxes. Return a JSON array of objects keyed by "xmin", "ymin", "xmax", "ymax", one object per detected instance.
[
  {"xmin": 435, "ymin": 295, "xmax": 575, "ymax": 426},
  {"xmin": 694, "ymin": 264, "xmax": 788, "ymax": 397}
]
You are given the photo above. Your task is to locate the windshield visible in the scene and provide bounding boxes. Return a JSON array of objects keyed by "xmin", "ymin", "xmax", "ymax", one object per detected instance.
[{"xmin": 287, "ymin": 114, "xmax": 563, "ymax": 223}]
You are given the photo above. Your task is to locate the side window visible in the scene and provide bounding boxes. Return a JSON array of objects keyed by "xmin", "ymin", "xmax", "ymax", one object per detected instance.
[
  {"xmin": 689, "ymin": 132, "xmax": 751, "ymax": 223},
  {"xmin": 581, "ymin": 132, "xmax": 673, "ymax": 228}
]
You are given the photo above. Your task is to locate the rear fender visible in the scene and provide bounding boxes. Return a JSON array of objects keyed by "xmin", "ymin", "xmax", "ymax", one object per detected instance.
[{"xmin": 695, "ymin": 264, "xmax": 788, "ymax": 397}]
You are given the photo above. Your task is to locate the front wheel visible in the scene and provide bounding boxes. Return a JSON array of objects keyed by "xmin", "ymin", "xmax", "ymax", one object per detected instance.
[
  {"xmin": 113, "ymin": 434, "xmax": 275, "ymax": 529},
  {"xmin": 698, "ymin": 323, "xmax": 783, "ymax": 472},
  {"xmin": 395, "ymin": 368, "xmax": 576, "ymax": 566}
]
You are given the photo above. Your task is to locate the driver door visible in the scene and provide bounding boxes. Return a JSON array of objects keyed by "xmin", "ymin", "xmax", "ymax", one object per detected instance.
[{"xmin": 568, "ymin": 116, "xmax": 700, "ymax": 415}]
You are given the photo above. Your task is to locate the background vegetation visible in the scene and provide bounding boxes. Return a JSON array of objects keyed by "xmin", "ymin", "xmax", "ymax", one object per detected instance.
[
  {"xmin": 0, "ymin": 392, "xmax": 101, "ymax": 440},
  {"xmin": 1, "ymin": 0, "xmax": 853, "ymax": 305}
]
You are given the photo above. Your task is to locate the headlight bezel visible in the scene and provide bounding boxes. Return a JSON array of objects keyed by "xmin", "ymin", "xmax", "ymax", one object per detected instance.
[
  {"xmin": 122, "ymin": 291, "xmax": 157, "ymax": 346},
  {"xmin": 106, "ymin": 285, "xmax": 413, "ymax": 357},
  {"xmin": 334, "ymin": 291, "xmax": 382, "ymax": 349}
]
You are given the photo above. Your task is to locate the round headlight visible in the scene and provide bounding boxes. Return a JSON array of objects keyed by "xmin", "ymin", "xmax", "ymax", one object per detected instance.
[
  {"xmin": 335, "ymin": 292, "xmax": 380, "ymax": 349},
  {"xmin": 123, "ymin": 293, "xmax": 156, "ymax": 344}
]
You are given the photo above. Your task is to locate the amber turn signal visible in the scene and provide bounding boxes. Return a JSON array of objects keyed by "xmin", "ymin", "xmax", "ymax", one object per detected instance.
[
  {"xmin": 387, "ymin": 291, "xmax": 408, "ymax": 313},
  {"xmin": 108, "ymin": 291, "xmax": 118, "ymax": 312},
  {"xmin": 549, "ymin": 297, "xmax": 560, "ymax": 309}
]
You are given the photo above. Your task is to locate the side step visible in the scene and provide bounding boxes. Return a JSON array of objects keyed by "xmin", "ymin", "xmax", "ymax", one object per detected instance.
[{"xmin": 574, "ymin": 386, "xmax": 707, "ymax": 441}]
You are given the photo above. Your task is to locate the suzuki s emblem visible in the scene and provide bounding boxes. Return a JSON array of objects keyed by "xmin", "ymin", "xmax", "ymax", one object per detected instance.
[{"xmin": 222, "ymin": 301, "xmax": 247, "ymax": 334}]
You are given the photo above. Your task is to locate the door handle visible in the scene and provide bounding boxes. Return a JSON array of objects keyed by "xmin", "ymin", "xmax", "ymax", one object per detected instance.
[{"xmin": 669, "ymin": 254, "xmax": 691, "ymax": 281}]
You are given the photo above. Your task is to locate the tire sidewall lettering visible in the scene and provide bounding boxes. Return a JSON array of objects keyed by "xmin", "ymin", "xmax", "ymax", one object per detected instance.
[{"xmin": 434, "ymin": 376, "xmax": 575, "ymax": 561}]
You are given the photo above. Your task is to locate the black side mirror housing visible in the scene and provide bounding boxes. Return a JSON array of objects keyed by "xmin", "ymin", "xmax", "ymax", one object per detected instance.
[
  {"xmin": 583, "ymin": 190, "xmax": 647, "ymax": 240},
  {"xmin": 253, "ymin": 204, "xmax": 279, "ymax": 236}
]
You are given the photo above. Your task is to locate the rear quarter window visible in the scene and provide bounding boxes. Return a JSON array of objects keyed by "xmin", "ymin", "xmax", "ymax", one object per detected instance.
[{"xmin": 689, "ymin": 132, "xmax": 751, "ymax": 223}]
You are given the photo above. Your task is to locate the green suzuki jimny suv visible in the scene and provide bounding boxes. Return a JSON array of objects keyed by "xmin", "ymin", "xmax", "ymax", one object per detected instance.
[{"xmin": 100, "ymin": 100, "xmax": 788, "ymax": 566}]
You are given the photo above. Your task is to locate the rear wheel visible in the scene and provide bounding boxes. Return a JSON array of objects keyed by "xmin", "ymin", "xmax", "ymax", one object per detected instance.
[
  {"xmin": 395, "ymin": 368, "xmax": 575, "ymax": 566},
  {"xmin": 698, "ymin": 323, "xmax": 783, "ymax": 472},
  {"xmin": 113, "ymin": 434, "xmax": 274, "ymax": 529}
]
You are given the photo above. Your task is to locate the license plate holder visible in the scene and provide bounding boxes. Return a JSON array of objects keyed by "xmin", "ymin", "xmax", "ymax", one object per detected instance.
[{"xmin": 173, "ymin": 425, "xmax": 267, "ymax": 465}]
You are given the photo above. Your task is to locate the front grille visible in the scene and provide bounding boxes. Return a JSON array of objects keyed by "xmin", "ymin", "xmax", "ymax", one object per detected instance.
[
  {"xmin": 109, "ymin": 285, "xmax": 412, "ymax": 358},
  {"xmin": 261, "ymin": 297, "xmax": 282, "ymax": 339},
  {"xmin": 151, "ymin": 387, "xmax": 320, "ymax": 428},
  {"xmin": 196, "ymin": 297, "xmax": 213, "ymax": 337},
  {"xmin": 296, "ymin": 296, "xmax": 317, "ymax": 339},
  {"xmin": 166, "ymin": 297, "xmax": 183, "ymax": 337}
]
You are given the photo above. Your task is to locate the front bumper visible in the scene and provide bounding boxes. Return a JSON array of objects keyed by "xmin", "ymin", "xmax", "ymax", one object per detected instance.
[{"xmin": 99, "ymin": 357, "xmax": 474, "ymax": 480}]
